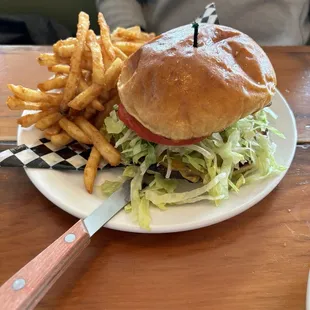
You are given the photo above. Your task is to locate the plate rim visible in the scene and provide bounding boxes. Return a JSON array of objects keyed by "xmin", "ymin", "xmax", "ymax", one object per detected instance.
[{"xmin": 17, "ymin": 89, "xmax": 297, "ymax": 233}]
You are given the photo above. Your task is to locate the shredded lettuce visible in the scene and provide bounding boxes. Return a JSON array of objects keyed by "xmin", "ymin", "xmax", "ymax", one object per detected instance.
[
  {"xmin": 103, "ymin": 110, "xmax": 125, "ymax": 134},
  {"xmin": 101, "ymin": 180, "xmax": 122, "ymax": 196},
  {"xmin": 123, "ymin": 166, "xmax": 138, "ymax": 178},
  {"xmin": 149, "ymin": 174, "xmax": 178, "ymax": 193},
  {"xmin": 140, "ymin": 144, "xmax": 156, "ymax": 175},
  {"xmin": 145, "ymin": 172, "xmax": 226, "ymax": 206},
  {"xmin": 137, "ymin": 197, "xmax": 151, "ymax": 230},
  {"xmin": 101, "ymin": 108, "xmax": 286, "ymax": 230}
]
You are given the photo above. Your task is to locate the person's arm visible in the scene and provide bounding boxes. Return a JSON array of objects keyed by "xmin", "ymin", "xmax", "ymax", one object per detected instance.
[{"xmin": 95, "ymin": 0, "xmax": 146, "ymax": 31}]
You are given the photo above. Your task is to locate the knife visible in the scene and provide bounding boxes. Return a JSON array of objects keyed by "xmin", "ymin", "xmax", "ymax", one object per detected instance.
[{"xmin": 0, "ymin": 180, "xmax": 131, "ymax": 310}]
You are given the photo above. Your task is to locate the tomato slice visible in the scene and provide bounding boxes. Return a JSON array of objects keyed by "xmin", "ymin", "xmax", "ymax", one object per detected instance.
[{"xmin": 118, "ymin": 103, "xmax": 204, "ymax": 146}]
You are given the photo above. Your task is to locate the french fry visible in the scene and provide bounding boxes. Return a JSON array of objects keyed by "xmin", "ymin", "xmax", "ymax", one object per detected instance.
[
  {"xmin": 94, "ymin": 110, "xmax": 106, "ymax": 129},
  {"xmin": 119, "ymin": 26, "xmax": 155, "ymax": 41},
  {"xmin": 125, "ymin": 26, "xmax": 141, "ymax": 32},
  {"xmin": 8, "ymin": 84, "xmax": 58, "ymax": 104},
  {"xmin": 94, "ymin": 95, "xmax": 120, "ymax": 129},
  {"xmin": 38, "ymin": 53, "xmax": 70, "ymax": 66},
  {"xmin": 102, "ymin": 58, "xmax": 123, "ymax": 90},
  {"xmin": 48, "ymin": 64, "xmax": 71, "ymax": 74},
  {"xmin": 140, "ymin": 32, "xmax": 156, "ymax": 41},
  {"xmin": 87, "ymin": 29, "xmax": 105, "ymax": 85},
  {"xmin": 78, "ymin": 77, "xmax": 89, "ymax": 91},
  {"xmin": 7, "ymin": 96, "xmax": 61, "ymax": 111},
  {"xmin": 44, "ymin": 131, "xmax": 53, "ymax": 140},
  {"xmin": 75, "ymin": 116, "xmax": 120, "ymax": 166},
  {"xmin": 81, "ymin": 58, "xmax": 93, "ymax": 71},
  {"xmin": 35, "ymin": 112, "xmax": 63, "ymax": 130},
  {"xmin": 47, "ymin": 93, "xmax": 63, "ymax": 104},
  {"xmin": 41, "ymin": 101, "xmax": 61, "ymax": 110},
  {"xmin": 83, "ymin": 106, "xmax": 97, "ymax": 120},
  {"xmin": 63, "ymin": 37, "xmax": 78, "ymax": 45},
  {"xmin": 84, "ymin": 146, "xmax": 101, "ymax": 193},
  {"xmin": 40, "ymin": 53, "xmax": 91, "ymax": 71},
  {"xmin": 17, "ymin": 110, "xmax": 56, "ymax": 127},
  {"xmin": 56, "ymin": 44, "xmax": 75, "ymax": 58},
  {"xmin": 53, "ymin": 37, "xmax": 91, "ymax": 52},
  {"xmin": 53, "ymin": 37, "xmax": 77, "ymax": 52},
  {"xmin": 55, "ymin": 44, "xmax": 92, "ymax": 59},
  {"xmin": 44, "ymin": 123, "xmax": 62, "ymax": 136},
  {"xmin": 112, "ymin": 27, "xmax": 143, "ymax": 41},
  {"xmin": 7, "ymin": 96, "xmax": 41, "ymax": 110},
  {"xmin": 79, "ymin": 78, "xmax": 105, "ymax": 111},
  {"xmin": 113, "ymin": 46, "xmax": 128, "ymax": 61},
  {"xmin": 75, "ymin": 60, "xmax": 121, "ymax": 111},
  {"xmin": 59, "ymin": 117, "xmax": 92, "ymax": 144},
  {"xmin": 113, "ymin": 41, "xmax": 143, "ymax": 56},
  {"xmin": 51, "ymin": 131, "xmax": 73, "ymax": 147},
  {"xmin": 98, "ymin": 12, "xmax": 115, "ymax": 68},
  {"xmin": 91, "ymin": 99, "xmax": 105, "ymax": 111},
  {"xmin": 83, "ymin": 50, "xmax": 93, "ymax": 59},
  {"xmin": 68, "ymin": 108, "xmax": 80, "ymax": 117},
  {"xmin": 82, "ymin": 70, "xmax": 92, "ymax": 83},
  {"xmin": 38, "ymin": 75, "xmax": 68, "ymax": 92},
  {"xmin": 68, "ymin": 83, "xmax": 103, "ymax": 111},
  {"xmin": 61, "ymin": 12, "xmax": 90, "ymax": 112}
]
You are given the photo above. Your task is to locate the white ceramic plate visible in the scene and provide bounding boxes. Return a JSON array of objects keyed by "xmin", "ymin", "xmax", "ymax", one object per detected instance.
[{"xmin": 17, "ymin": 89, "xmax": 297, "ymax": 233}]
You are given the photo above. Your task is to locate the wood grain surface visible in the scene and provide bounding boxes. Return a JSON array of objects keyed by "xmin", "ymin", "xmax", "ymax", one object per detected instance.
[
  {"xmin": 264, "ymin": 47, "xmax": 310, "ymax": 143},
  {"xmin": 0, "ymin": 46, "xmax": 310, "ymax": 310},
  {"xmin": 0, "ymin": 220, "xmax": 90, "ymax": 310}
]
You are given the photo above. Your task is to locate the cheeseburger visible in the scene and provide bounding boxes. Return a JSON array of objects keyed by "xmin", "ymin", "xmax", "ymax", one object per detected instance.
[
  {"xmin": 117, "ymin": 24, "xmax": 276, "ymax": 145},
  {"xmin": 102, "ymin": 23, "xmax": 283, "ymax": 229}
]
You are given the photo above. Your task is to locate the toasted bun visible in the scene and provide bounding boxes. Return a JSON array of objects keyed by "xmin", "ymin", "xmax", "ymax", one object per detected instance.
[{"xmin": 117, "ymin": 24, "xmax": 276, "ymax": 140}]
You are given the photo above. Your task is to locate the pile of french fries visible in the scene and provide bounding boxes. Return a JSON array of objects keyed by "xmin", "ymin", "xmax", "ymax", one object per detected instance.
[{"xmin": 6, "ymin": 12, "xmax": 155, "ymax": 194}]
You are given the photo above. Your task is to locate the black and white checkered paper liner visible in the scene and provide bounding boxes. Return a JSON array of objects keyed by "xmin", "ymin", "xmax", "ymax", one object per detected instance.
[
  {"xmin": 0, "ymin": 138, "xmax": 107, "ymax": 170},
  {"xmin": 0, "ymin": 3, "xmax": 219, "ymax": 171}
]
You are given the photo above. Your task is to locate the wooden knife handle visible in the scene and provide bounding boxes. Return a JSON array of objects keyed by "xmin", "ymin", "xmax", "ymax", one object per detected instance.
[{"xmin": 0, "ymin": 220, "xmax": 90, "ymax": 310}]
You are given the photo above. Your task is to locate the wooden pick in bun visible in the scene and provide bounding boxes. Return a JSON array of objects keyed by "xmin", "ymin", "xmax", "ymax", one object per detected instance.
[{"xmin": 117, "ymin": 24, "xmax": 276, "ymax": 145}]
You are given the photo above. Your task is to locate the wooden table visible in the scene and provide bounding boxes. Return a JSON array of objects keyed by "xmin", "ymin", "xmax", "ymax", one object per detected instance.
[{"xmin": 0, "ymin": 46, "xmax": 310, "ymax": 310}]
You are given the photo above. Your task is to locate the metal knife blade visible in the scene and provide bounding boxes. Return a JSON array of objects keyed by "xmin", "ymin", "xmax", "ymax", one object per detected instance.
[{"xmin": 83, "ymin": 180, "xmax": 131, "ymax": 236}]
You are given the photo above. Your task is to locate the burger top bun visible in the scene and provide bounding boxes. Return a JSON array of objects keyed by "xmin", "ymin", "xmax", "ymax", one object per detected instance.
[{"xmin": 117, "ymin": 24, "xmax": 277, "ymax": 141}]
